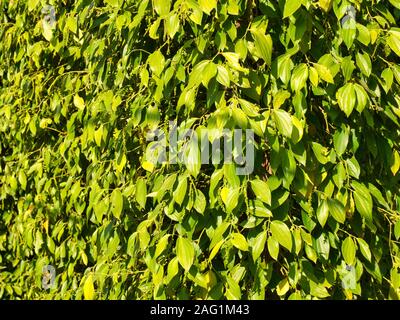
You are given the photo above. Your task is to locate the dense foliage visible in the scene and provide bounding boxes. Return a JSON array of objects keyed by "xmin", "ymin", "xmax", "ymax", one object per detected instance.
[{"xmin": 1, "ymin": 0, "xmax": 400, "ymax": 300}]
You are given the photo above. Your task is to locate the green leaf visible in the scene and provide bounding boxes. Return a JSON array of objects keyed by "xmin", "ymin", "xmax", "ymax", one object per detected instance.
[
  {"xmin": 202, "ymin": 61, "xmax": 217, "ymax": 88},
  {"xmin": 232, "ymin": 106, "xmax": 248, "ymax": 129},
  {"xmin": 357, "ymin": 238, "xmax": 372, "ymax": 262},
  {"xmin": 327, "ymin": 198, "xmax": 346, "ymax": 224},
  {"xmin": 356, "ymin": 51, "xmax": 372, "ymax": 77},
  {"xmin": 148, "ymin": 50, "xmax": 165, "ymax": 76},
  {"xmin": 352, "ymin": 181, "xmax": 373, "ymax": 223},
  {"xmin": 290, "ymin": 63, "xmax": 309, "ymax": 92},
  {"xmin": 318, "ymin": 0, "xmax": 332, "ymax": 12},
  {"xmin": 337, "ymin": 83, "xmax": 356, "ymax": 117},
  {"xmin": 251, "ymin": 30, "xmax": 273, "ymax": 66},
  {"xmin": 291, "ymin": 116, "xmax": 304, "ymax": 144},
  {"xmin": 314, "ymin": 63, "xmax": 334, "ymax": 83},
  {"xmin": 278, "ymin": 57, "xmax": 294, "ymax": 85},
  {"xmin": 136, "ymin": 178, "xmax": 147, "ymax": 209},
  {"xmin": 221, "ymin": 187, "xmax": 240, "ymax": 213},
  {"xmin": 317, "ymin": 199, "xmax": 329, "ymax": 227},
  {"xmin": 28, "ymin": 0, "xmax": 40, "ymax": 11},
  {"xmin": 267, "ymin": 236, "xmax": 280, "ymax": 260},
  {"xmin": 341, "ymin": 19, "xmax": 356, "ymax": 49},
  {"xmin": 333, "ymin": 125, "xmax": 349, "ymax": 157},
  {"xmin": 248, "ymin": 200, "xmax": 272, "ymax": 218},
  {"xmin": 226, "ymin": 275, "xmax": 241, "ymax": 300},
  {"xmin": 309, "ymin": 66, "xmax": 319, "ymax": 86},
  {"xmin": 111, "ymin": 189, "xmax": 123, "ymax": 219},
  {"xmin": 342, "ymin": 237, "xmax": 356, "ymax": 266},
  {"xmin": 282, "ymin": 148, "xmax": 296, "ymax": 188},
  {"xmin": 194, "ymin": 190, "xmax": 206, "ymax": 214},
  {"xmin": 353, "ymin": 83, "xmax": 368, "ymax": 113},
  {"xmin": 270, "ymin": 220, "xmax": 292, "ymax": 251},
  {"xmin": 94, "ymin": 126, "xmax": 103, "ymax": 147},
  {"xmin": 356, "ymin": 23, "xmax": 370, "ymax": 45},
  {"xmin": 333, "ymin": 162, "xmax": 346, "ymax": 189},
  {"xmin": 216, "ymin": 65, "xmax": 230, "ymax": 87},
  {"xmin": 231, "ymin": 233, "xmax": 249, "ymax": 251},
  {"xmin": 173, "ymin": 176, "xmax": 187, "ymax": 206},
  {"xmin": 83, "ymin": 274, "xmax": 95, "ymax": 300},
  {"xmin": 155, "ymin": 234, "xmax": 170, "ymax": 258},
  {"xmin": 250, "ymin": 179, "xmax": 271, "ymax": 205},
  {"xmin": 165, "ymin": 257, "xmax": 179, "ymax": 283},
  {"xmin": 73, "ymin": 95, "xmax": 85, "ymax": 110},
  {"xmin": 209, "ymin": 239, "xmax": 224, "ymax": 262},
  {"xmin": 381, "ymin": 68, "xmax": 394, "ymax": 93},
  {"xmin": 283, "ymin": 0, "xmax": 302, "ymax": 18},
  {"xmin": 273, "ymin": 90, "xmax": 291, "ymax": 109},
  {"xmin": 341, "ymin": 56, "xmax": 355, "ymax": 81},
  {"xmin": 42, "ymin": 19, "xmax": 54, "ymax": 41},
  {"xmin": 221, "ymin": 52, "xmax": 246, "ymax": 72},
  {"xmin": 394, "ymin": 221, "xmax": 400, "ymax": 240},
  {"xmin": 66, "ymin": 16, "xmax": 78, "ymax": 34},
  {"xmin": 388, "ymin": 30, "xmax": 400, "ymax": 57},
  {"xmin": 149, "ymin": 18, "xmax": 161, "ymax": 39},
  {"xmin": 389, "ymin": 0, "xmax": 400, "ymax": 9},
  {"xmin": 238, "ymin": 98, "xmax": 260, "ymax": 117},
  {"xmin": 18, "ymin": 170, "xmax": 27, "ymax": 191},
  {"xmin": 346, "ymin": 156, "xmax": 360, "ymax": 179},
  {"xmin": 153, "ymin": 0, "xmax": 171, "ymax": 16},
  {"xmin": 311, "ymin": 142, "xmax": 329, "ymax": 164},
  {"xmin": 310, "ymin": 281, "xmax": 330, "ymax": 298},
  {"xmin": 315, "ymin": 233, "xmax": 330, "ymax": 261},
  {"xmin": 273, "ymin": 109, "xmax": 293, "ymax": 138},
  {"xmin": 199, "ymin": 0, "xmax": 217, "ymax": 15},
  {"xmin": 209, "ymin": 222, "xmax": 230, "ymax": 249},
  {"xmin": 276, "ymin": 278, "xmax": 290, "ymax": 296},
  {"xmin": 305, "ymin": 244, "xmax": 317, "ymax": 263},
  {"xmin": 176, "ymin": 237, "xmax": 195, "ymax": 271},
  {"xmin": 227, "ymin": 0, "xmax": 240, "ymax": 15},
  {"xmin": 165, "ymin": 13, "xmax": 180, "ymax": 38},
  {"xmin": 93, "ymin": 199, "xmax": 108, "ymax": 223},
  {"xmin": 391, "ymin": 150, "xmax": 400, "ymax": 176},
  {"xmin": 185, "ymin": 139, "xmax": 201, "ymax": 177},
  {"xmin": 251, "ymin": 231, "xmax": 267, "ymax": 261},
  {"xmin": 224, "ymin": 163, "xmax": 240, "ymax": 187}
]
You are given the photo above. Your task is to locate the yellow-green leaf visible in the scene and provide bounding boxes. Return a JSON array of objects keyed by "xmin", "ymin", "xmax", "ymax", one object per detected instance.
[
  {"xmin": 283, "ymin": 0, "xmax": 302, "ymax": 18},
  {"xmin": 250, "ymin": 179, "xmax": 271, "ymax": 205},
  {"xmin": 176, "ymin": 237, "xmax": 195, "ymax": 271},
  {"xmin": 391, "ymin": 150, "xmax": 400, "ymax": 175},
  {"xmin": 314, "ymin": 63, "xmax": 334, "ymax": 83},
  {"xmin": 153, "ymin": 0, "xmax": 171, "ymax": 16},
  {"xmin": 342, "ymin": 237, "xmax": 356, "ymax": 266},
  {"xmin": 83, "ymin": 274, "xmax": 95, "ymax": 300},
  {"xmin": 251, "ymin": 231, "xmax": 267, "ymax": 261},
  {"xmin": 251, "ymin": 30, "xmax": 273, "ymax": 66},
  {"xmin": 209, "ymin": 239, "xmax": 224, "ymax": 262},
  {"xmin": 270, "ymin": 220, "xmax": 292, "ymax": 251},
  {"xmin": 327, "ymin": 198, "xmax": 346, "ymax": 224},
  {"xmin": 74, "ymin": 95, "xmax": 85, "ymax": 110},
  {"xmin": 199, "ymin": 0, "xmax": 217, "ymax": 15},
  {"xmin": 136, "ymin": 178, "xmax": 147, "ymax": 209},
  {"xmin": 388, "ymin": 30, "xmax": 400, "ymax": 57},
  {"xmin": 111, "ymin": 189, "xmax": 123, "ymax": 219},
  {"xmin": 273, "ymin": 109, "xmax": 293, "ymax": 138},
  {"xmin": 231, "ymin": 233, "xmax": 249, "ymax": 251}
]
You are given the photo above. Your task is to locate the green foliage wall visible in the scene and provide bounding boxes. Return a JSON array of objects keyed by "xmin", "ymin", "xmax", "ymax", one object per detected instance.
[{"xmin": 1, "ymin": 0, "xmax": 400, "ymax": 300}]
